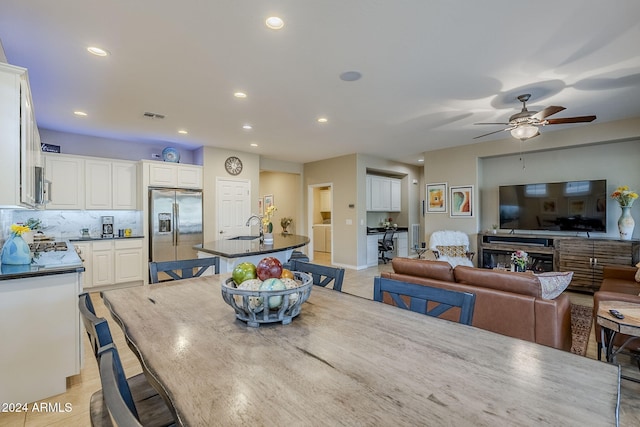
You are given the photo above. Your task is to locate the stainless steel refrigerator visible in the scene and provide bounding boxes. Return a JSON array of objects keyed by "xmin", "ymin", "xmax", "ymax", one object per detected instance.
[{"xmin": 149, "ymin": 188, "xmax": 203, "ymax": 263}]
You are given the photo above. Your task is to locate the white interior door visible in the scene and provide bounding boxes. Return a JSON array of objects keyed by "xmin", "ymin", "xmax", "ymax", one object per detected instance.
[{"xmin": 217, "ymin": 178, "xmax": 251, "ymax": 238}]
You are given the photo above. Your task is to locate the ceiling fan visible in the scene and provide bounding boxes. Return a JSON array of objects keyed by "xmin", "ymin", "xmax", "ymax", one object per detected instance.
[{"xmin": 473, "ymin": 94, "xmax": 596, "ymax": 141}]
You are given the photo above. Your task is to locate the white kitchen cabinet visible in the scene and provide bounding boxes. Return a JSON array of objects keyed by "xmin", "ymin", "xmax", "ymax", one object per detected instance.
[
  {"xmin": 74, "ymin": 242, "xmax": 93, "ymax": 288},
  {"xmin": 390, "ymin": 179, "xmax": 401, "ymax": 211},
  {"xmin": 45, "ymin": 154, "xmax": 85, "ymax": 209},
  {"xmin": 325, "ymin": 227, "xmax": 332, "ymax": 253},
  {"xmin": 366, "ymin": 175, "xmax": 401, "ymax": 212},
  {"xmin": 46, "ymin": 154, "xmax": 138, "ymax": 210},
  {"xmin": 147, "ymin": 161, "xmax": 203, "ymax": 189},
  {"xmin": 0, "ymin": 272, "xmax": 82, "ymax": 403},
  {"xmin": 114, "ymin": 239, "xmax": 144, "ymax": 283},
  {"xmin": 367, "ymin": 234, "xmax": 380, "ymax": 266},
  {"xmin": 320, "ymin": 189, "xmax": 332, "ymax": 212},
  {"xmin": 0, "ymin": 62, "xmax": 41, "ymax": 208},
  {"xmin": 396, "ymin": 232, "xmax": 408, "ymax": 257},
  {"xmin": 92, "ymin": 241, "xmax": 114, "ymax": 286},
  {"xmin": 88, "ymin": 239, "xmax": 144, "ymax": 287},
  {"xmin": 85, "ymin": 158, "xmax": 112, "ymax": 209},
  {"xmin": 112, "ymin": 161, "xmax": 139, "ymax": 209}
]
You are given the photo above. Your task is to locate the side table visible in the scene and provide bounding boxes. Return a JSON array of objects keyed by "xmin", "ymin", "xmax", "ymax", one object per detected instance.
[{"xmin": 596, "ymin": 301, "xmax": 640, "ymax": 382}]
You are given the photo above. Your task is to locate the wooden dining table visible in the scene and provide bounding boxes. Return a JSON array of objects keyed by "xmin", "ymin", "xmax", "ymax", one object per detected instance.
[{"xmin": 102, "ymin": 274, "xmax": 621, "ymax": 426}]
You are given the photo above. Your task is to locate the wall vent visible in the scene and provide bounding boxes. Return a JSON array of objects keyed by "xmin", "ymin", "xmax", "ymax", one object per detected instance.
[
  {"xmin": 143, "ymin": 112, "xmax": 165, "ymax": 119},
  {"xmin": 411, "ymin": 224, "xmax": 420, "ymax": 249}
]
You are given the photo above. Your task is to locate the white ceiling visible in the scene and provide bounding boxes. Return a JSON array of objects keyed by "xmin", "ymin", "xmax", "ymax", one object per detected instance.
[{"xmin": 1, "ymin": 1, "xmax": 640, "ymax": 165}]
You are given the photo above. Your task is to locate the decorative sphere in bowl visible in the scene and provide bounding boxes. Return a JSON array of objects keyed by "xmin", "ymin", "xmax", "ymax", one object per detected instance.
[{"xmin": 221, "ymin": 271, "xmax": 313, "ymax": 327}]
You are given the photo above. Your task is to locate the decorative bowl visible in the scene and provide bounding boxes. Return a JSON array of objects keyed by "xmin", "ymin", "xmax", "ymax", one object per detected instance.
[
  {"xmin": 221, "ymin": 271, "xmax": 313, "ymax": 327},
  {"xmin": 162, "ymin": 147, "xmax": 180, "ymax": 163}
]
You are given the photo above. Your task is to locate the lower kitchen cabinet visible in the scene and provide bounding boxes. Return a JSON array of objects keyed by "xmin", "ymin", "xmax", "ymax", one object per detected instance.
[{"xmin": 80, "ymin": 239, "xmax": 144, "ymax": 289}]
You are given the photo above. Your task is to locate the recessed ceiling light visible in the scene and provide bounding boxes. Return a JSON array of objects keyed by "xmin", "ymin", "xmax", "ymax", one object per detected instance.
[
  {"xmin": 234, "ymin": 92, "xmax": 247, "ymax": 98},
  {"xmin": 74, "ymin": 111, "xmax": 87, "ymax": 116},
  {"xmin": 317, "ymin": 117, "xmax": 328, "ymax": 123},
  {"xmin": 250, "ymin": 143, "xmax": 258, "ymax": 147},
  {"xmin": 87, "ymin": 46, "xmax": 109, "ymax": 57},
  {"xmin": 178, "ymin": 129, "xmax": 188, "ymax": 135},
  {"xmin": 418, "ymin": 158, "xmax": 424, "ymax": 162},
  {"xmin": 340, "ymin": 71, "xmax": 362, "ymax": 82},
  {"xmin": 265, "ymin": 16, "xmax": 284, "ymax": 30},
  {"xmin": 242, "ymin": 124, "xmax": 252, "ymax": 130}
]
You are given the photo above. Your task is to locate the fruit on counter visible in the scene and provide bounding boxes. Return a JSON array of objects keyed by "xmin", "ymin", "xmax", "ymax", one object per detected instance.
[
  {"xmin": 280, "ymin": 268, "xmax": 294, "ymax": 280},
  {"xmin": 259, "ymin": 278, "xmax": 287, "ymax": 308},
  {"xmin": 232, "ymin": 262, "xmax": 258, "ymax": 285},
  {"xmin": 256, "ymin": 257, "xmax": 283, "ymax": 281}
]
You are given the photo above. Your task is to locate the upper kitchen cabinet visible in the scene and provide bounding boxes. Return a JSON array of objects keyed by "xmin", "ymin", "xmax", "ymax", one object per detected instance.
[
  {"xmin": 0, "ymin": 63, "xmax": 42, "ymax": 208},
  {"xmin": 144, "ymin": 161, "xmax": 203, "ymax": 189},
  {"xmin": 320, "ymin": 189, "xmax": 332, "ymax": 212},
  {"xmin": 44, "ymin": 154, "xmax": 85, "ymax": 209},
  {"xmin": 366, "ymin": 175, "xmax": 401, "ymax": 212},
  {"xmin": 45, "ymin": 154, "xmax": 139, "ymax": 210},
  {"xmin": 85, "ymin": 159, "xmax": 139, "ymax": 210}
]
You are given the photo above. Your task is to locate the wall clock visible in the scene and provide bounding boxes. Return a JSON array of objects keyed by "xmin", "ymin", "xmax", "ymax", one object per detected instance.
[{"xmin": 224, "ymin": 156, "xmax": 243, "ymax": 175}]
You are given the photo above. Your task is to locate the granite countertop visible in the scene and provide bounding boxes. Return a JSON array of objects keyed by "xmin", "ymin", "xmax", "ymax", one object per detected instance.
[
  {"xmin": 0, "ymin": 240, "xmax": 85, "ymax": 280},
  {"xmin": 196, "ymin": 233, "xmax": 309, "ymax": 258},
  {"xmin": 68, "ymin": 235, "xmax": 144, "ymax": 241}
]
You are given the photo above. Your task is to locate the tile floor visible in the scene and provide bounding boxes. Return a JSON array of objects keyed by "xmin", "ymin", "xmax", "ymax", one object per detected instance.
[{"xmin": 2, "ymin": 254, "xmax": 639, "ymax": 426}]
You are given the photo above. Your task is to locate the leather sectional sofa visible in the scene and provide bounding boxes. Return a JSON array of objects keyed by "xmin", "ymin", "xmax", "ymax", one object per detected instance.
[
  {"xmin": 593, "ymin": 265, "xmax": 640, "ymax": 358},
  {"xmin": 381, "ymin": 257, "xmax": 572, "ymax": 351}
]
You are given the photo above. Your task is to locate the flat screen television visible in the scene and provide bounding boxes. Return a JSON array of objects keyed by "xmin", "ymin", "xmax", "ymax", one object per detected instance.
[{"xmin": 499, "ymin": 180, "xmax": 607, "ymax": 232}]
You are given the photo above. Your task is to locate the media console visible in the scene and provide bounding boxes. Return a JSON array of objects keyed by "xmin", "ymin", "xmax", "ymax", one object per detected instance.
[{"xmin": 477, "ymin": 232, "xmax": 640, "ymax": 293}]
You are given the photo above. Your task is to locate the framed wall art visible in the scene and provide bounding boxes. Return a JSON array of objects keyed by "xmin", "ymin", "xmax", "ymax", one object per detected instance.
[
  {"xmin": 264, "ymin": 194, "xmax": 274, "ymax": 209},
  {"xmin": 450, "ymin": 185, "xmax": 474, "ymax": 217},
  {"xmin": 426, "ymin": 182, "xmax": 447, "ymax": 213},
  {"xmin": 257, "ymin": 197, "xmax": 264, "ymax": 216}
]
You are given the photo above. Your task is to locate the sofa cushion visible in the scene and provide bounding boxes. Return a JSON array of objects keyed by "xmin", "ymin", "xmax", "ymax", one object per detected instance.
[
  {"xmin": 391, "ymin": 258, "xmax": 455, "ymax": 282},
  {"xmin": 535, "ymin": 271, "xmax": 573, "ymax": 300},
  {"xmin": 454, "ymin": 266, "xmax": 542, "ymax": 298}
]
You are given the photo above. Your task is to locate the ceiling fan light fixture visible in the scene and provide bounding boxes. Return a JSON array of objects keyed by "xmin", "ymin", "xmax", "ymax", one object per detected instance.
[{"xmin": 511, "ymin": 125, "xmax": 538, "ymax": 141}]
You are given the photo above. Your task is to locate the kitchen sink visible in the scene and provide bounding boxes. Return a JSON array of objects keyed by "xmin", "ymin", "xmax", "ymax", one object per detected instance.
[{"xmin": 227, "ymin": 235, "xmax": 260, "ymax": 241}]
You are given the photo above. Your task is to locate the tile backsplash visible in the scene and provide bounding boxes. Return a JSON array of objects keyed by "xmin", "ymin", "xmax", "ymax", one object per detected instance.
[{"xmin": 2, "ymin": 209, "xmax": 143, "ymax": 241}]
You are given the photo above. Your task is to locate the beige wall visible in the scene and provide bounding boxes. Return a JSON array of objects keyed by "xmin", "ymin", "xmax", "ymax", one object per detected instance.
[
  {"xmin": 259, "ymin": 171, "xmax": 303, "ymax": 235},
  {"xmin": 199, "ymin": 146, "xmax": 260, "ymax": 243},
  {"xmin": 423, "ymin": 116, "xmax": 640, "ymax": 253},
  {"xmin": 304, "ymin": 155, "xmax": 359, "ymax": 267}
]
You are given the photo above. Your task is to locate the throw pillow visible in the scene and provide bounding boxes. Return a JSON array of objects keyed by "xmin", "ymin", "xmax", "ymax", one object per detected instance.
[
  {"xmin": 535, "ymin": 271, "xmax": 573, "ymax": 300},
  {"xmin": 436, "ymin": 245, "xmax": 466, "ymax": 258},
  {"xmin": 635, "ymin": 262, "xmax": 640, "ymax": 283}
]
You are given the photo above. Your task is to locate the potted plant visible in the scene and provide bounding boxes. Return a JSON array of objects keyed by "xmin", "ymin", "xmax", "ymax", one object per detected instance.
[
  {"xmin": 491, "ymin": 224, "xmax": 498, "ymax": 234},
  {"xmin": 281, "ymin": 217, "xmax": 293, "ymax": 234}
]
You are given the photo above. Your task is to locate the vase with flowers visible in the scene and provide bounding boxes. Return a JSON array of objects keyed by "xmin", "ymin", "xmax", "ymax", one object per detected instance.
[
  {"xmin": 280, "ymin": 217, "xmax": 293, "ymax": 234},
  {"xmin": 1, "ymin": 224, "xmax": 32, "ymax": 265},
  {"xmin": 611, "ymin": 185, "xmax": 638, "ymax": 240},
  {"xmin": 511, "ymin": 250, "xmax": 528, "ymax": 272},
  {"xmin": 262, "ymin": 205, "xmax": 277, "ymax": 244}
]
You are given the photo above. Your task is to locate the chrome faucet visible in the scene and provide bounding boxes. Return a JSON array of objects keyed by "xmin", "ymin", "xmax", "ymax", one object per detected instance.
[{"xmin": 246, "ymin": 215, "xmax": 264, "ymax": 243}]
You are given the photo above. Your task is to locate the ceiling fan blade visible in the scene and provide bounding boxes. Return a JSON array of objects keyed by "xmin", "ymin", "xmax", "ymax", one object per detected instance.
[
  {"xmin": 546, "ymin": 115, "xmax": 596, "ymax": 124},
  {"xmin": 473, "ymin": 128, "xmax": 510, "ymax": 139},
  {"xmin": 531, "ymin": 106, "xmax": 565, "ymax": 120},
  {"xmin": 474, "ymin": 122, "xmax": 511, "ymax": 125}
]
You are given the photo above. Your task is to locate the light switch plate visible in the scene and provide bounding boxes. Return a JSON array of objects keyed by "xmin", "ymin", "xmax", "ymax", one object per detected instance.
[{"xmin": 346, "ymin": 219, "xmax": 352, "ymax": 225}]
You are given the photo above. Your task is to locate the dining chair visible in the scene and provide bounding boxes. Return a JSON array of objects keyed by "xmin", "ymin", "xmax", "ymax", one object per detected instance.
[
  {"xmin": 378, "ymin": 228, "xmax": 395, "ymax": 264},
  {"xmin": 373, "ymin": 277, "xmax": 476, "ymax": 325},
  {"xmin": 98, "ymin": 346, "xmax": 143, "ymax": 427},
  {"xmin": 287, "ymin": 259, "xmax": 345, "ymax": 292},
  {"xmin": 149, "ymin": 256, "xmax": 220, "ymax": 284},
  {"xmin": 78, "ymin": 293, "xmax": 176, "ymax": 427}
]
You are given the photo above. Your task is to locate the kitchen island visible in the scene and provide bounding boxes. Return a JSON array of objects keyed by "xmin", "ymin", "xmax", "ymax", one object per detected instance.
[
  {"xmin": 0, "ymin": 241, "xmax": 84, "ymax": 404},
  {"xmin": 196, "ymin": 233, "xmax": 309, "ymax": 272}
]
